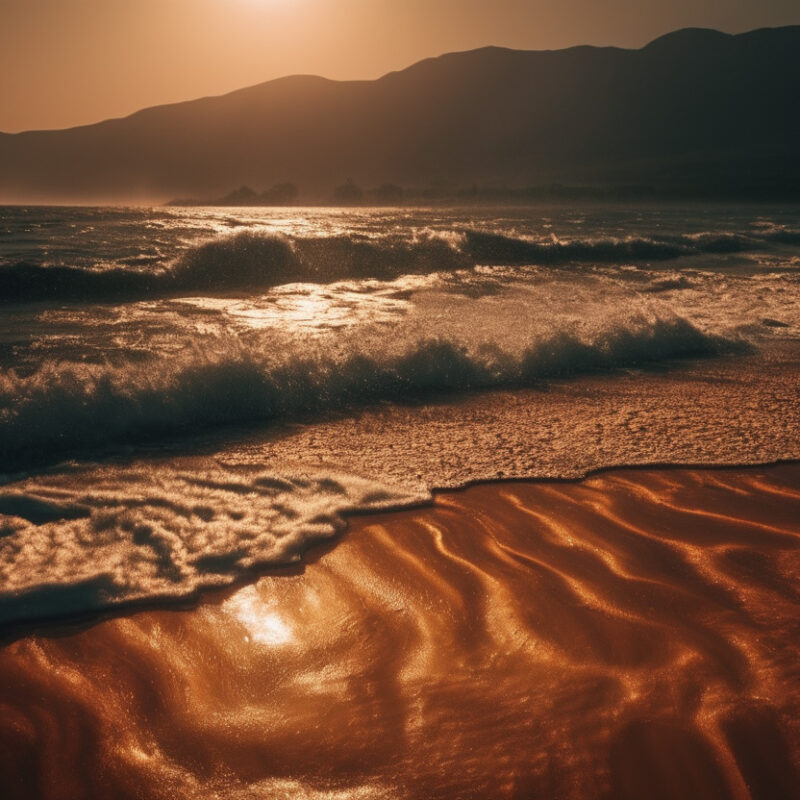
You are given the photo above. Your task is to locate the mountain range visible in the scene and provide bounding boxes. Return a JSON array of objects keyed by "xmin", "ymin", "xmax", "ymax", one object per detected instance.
[{"xmin": 1, "ymin": 25, "xmax": 798, "ymax": 203}]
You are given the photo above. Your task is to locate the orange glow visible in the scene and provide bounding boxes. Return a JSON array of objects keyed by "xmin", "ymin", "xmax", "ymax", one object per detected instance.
[
  {"xmin": 2, "ymin": 464, "xmax": 799, "ymax": 797},
  {"xmin": 222, "ymin": 586, "xmax": 295, "ymax": 646},
  {"xmin": 1, "ymin": 0, "xmax": 798, "ymax": 132}
]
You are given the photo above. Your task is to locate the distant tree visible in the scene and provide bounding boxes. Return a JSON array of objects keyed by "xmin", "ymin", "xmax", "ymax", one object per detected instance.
[
  {"xmin": 375, "ymin": 183, "xmax": 404, "ymax": 203},
  {"xmin": 333, "ymin": 179, "xmax": 364, "ymax": 205},
  {"xmin": 219, "ymin": 185, "xmax": 259, "ymax": 205},
  {"xmin": 261, "ymin": 182, "xmax": 298, "ymax": 205}
]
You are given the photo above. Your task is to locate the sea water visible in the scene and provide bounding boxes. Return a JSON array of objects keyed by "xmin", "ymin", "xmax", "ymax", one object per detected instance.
[{"xmin": 1, "ymin": 203, "xmax": 799, "ymax": 625}]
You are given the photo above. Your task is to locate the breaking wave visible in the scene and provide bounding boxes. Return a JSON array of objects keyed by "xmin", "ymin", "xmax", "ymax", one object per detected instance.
[
  {"xmin": 463, "ymin": 227, "xmax": 800, "ymax": 264},
  {"xmin": 0, "ymin": 316, "xmax": 746, "ymax": 469},
  {"xmin": 0, "ymin": 233, "xmax": 470, "ymax": 305},
  {"xmin": 1, "ymin": 225, "xmax": 798, "ymax": 305},
  {"xmin": 463, "ymin": 230, "xmax": 688, "ymax": 263}
]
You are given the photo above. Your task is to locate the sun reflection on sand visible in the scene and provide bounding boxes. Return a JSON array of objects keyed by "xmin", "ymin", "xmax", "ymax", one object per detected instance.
[
  {"xmin": 2, "ymin": 466, "xmax": 800, "ymax": 798},
  {"xmin": 222, "ymin": 585, "xmax": 294, "ymax": 645}
]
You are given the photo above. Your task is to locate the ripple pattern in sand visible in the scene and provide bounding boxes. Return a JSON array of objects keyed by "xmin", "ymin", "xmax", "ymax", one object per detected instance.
[{"xmin": 1, "ymin": 465, "xmax": 800, "ymax": 799}]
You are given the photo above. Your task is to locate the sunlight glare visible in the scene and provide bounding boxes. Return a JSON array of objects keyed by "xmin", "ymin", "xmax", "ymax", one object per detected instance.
[{"xmin": 223, "ymin": 586, "xmax": 294, "ymax": 646}]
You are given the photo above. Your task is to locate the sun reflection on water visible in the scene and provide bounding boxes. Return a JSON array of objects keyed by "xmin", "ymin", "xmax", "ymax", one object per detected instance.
[
  {"xmin": 222, "ymin": 585, "xmax": 294, "ymax": 646},
  {"xmin": 172, "ymin": 281, "xmax": 412, "ymax": 333}
]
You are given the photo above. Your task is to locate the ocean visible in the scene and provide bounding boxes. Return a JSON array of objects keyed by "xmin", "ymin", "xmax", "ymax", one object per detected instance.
[{"xmin": 2, "ymin": 202, "xmax": 800, "ymax": 627}]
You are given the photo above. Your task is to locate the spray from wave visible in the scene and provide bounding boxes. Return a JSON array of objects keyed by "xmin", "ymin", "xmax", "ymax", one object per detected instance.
[{"xmin": 0, "ymin": 316, "xmax": 746, "ymax": 469}]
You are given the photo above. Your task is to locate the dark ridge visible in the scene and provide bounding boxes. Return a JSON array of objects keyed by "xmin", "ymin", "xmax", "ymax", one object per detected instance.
[
  {"xmin": 1, "ymin": 26, "xmax": 799, "ymax": 203},
  {"xmin": 642, "ymin": 27, "xmax": 733, "ymax": 51}
]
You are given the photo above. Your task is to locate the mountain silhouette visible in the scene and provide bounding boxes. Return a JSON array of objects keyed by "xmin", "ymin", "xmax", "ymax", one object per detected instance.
[{"xmin": 1, "ymin": 26, "xmax": 798, "ymax": 203}]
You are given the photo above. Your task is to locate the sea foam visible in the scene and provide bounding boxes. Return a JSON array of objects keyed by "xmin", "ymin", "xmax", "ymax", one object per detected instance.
[
  {"xmin": 0, "ymin": 315, "xmax": 745, "ymax": 469},
  {"xmin": 0, "ymin": 464, "xmax": 426, "ymax": 627}
]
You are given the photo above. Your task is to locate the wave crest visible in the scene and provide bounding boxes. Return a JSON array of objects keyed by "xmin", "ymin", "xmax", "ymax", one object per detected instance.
[
  {"xmin": 463, "ymin": 230, "xmax": 688, "ymax": 264},
  {"xmin": 2, "ymin": 223, "xmax": 797, "ymax": 305},
  {"xmin": 0, "ymin": 232, "xmax": 470, "ymax": 304},
  {"xmin": 0, "ymin": 317, "xmax": 745, "ymax": 469}
]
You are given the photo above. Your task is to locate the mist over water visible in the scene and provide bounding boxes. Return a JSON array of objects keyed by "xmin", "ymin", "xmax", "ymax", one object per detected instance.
[{"xmin": 1, "ymin": 203, "xmax": 800, "ymax": 624}]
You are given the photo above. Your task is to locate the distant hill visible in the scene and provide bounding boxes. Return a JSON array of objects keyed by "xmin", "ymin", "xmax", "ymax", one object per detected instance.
[{"xmin": 1, "ymin": 26, "xmax": 799, "ymax": 204}]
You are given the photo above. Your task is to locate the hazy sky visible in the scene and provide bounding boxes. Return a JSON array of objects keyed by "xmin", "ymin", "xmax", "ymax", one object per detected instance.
[{"xmin": 2, "ymin": 0, "xmax": 798, "ymax": 132}]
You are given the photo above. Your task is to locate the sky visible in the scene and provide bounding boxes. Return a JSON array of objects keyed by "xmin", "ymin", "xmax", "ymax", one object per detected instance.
[{"xmin": 1, "ymin": 0, "xmax": 799, "ymax": 133}]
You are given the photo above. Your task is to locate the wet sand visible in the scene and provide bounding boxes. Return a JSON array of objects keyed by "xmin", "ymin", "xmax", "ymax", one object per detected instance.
[{"xmin": 2, "ymin": 463, "xmax": 800, "ymax": 799}]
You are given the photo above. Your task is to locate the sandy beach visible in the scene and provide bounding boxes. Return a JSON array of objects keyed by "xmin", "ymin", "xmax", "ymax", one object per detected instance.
[{"xmin": 2, "ymin": 462, "xmax": 799, "ymax": 799}]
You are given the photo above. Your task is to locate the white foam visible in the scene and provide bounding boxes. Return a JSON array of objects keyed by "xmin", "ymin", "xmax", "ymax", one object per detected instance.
[
  {"xmin": 0, "ymin": 314, "xmax": 744, "ymax": 469},
  {"xmin": 0, "ymin": 462, "xmax": 426, "ymax": 627}
]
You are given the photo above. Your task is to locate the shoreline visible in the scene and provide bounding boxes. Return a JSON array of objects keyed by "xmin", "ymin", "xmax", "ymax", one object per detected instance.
[
  {"xmin": 3, "ymin": 456, "xmax": 800, "ymax": 644},
  {"xmin": 2, "ymin": 461, "xmax": 800, "ymax": 798}
]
